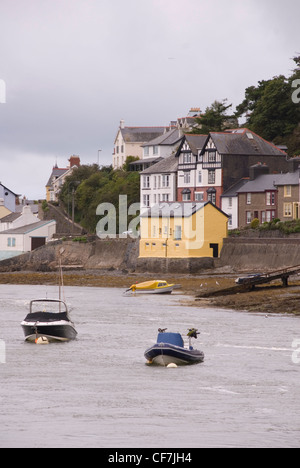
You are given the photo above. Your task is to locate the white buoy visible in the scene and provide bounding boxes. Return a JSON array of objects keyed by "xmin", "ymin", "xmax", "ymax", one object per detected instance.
[
  {"xmin": 167, "ymin": 363, "xmax": 178, "ymax": 368},
  {"xmin": 35, "ymin": 336, "xmax": 49, "ymax": 345}
]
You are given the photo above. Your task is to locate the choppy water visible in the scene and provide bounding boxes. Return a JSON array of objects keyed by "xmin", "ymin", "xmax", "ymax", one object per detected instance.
[{"xmin": 0, "ymin": 283, "xmax": 299, "ymax": 448}]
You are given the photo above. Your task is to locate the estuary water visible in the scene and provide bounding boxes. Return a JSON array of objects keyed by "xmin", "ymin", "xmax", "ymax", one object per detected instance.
[{"xmin": 0, "ymin": 283, "xmax": 299, "ymax": 448}]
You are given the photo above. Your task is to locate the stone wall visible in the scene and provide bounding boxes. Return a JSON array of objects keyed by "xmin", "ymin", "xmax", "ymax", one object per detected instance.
[
  {"xmin": 1, "ymin": 235, "xmax": 300, "ymax": 274},
  {"xmin": 220, "ymin": 237, "xmax": 300, "ymax": 271}
]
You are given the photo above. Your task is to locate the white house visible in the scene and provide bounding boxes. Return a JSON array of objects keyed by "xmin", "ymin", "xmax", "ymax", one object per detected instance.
[
  {"xmin": 113, "ymin": 120, "xmax": 169, "ymax": 169},
  {"xmin": 0, "ymin": 205, "xmax": 56, "ymax": 260},
  {"xmin": 0, "ymin": 205, "xmax": 39, "ymax": 232},
  {"xmin": 139, "ymin": 129, "xmax": 184, "ymax": 210},
  {"xmin": 46, "ymin": 156, "xmax": 80, "ymax": 202},
  {"xmin": 140, "ymin": 154, "xmax": 178, "ymax": 211}
]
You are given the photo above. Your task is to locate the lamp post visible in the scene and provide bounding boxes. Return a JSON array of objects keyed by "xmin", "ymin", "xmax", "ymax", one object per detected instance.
[{"xmin": 98, "ymin": 149, "xmax": 102, "ymax": 167}]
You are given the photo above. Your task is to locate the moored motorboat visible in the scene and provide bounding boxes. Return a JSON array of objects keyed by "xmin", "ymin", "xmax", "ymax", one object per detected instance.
[
  {"xmin": 126, "ymin": 280, "xmax": 175, "ymax": 295},
  {"xmin": 144, "ymin": 328, "xmax": 204, "ymax": 366},
  {"xmin": 21, "ymin": 299, "xmax": 77, "ymax": 343}
]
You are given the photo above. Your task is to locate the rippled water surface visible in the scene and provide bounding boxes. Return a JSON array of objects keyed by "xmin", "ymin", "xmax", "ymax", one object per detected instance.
[{"xmin": 0, "ymin": 284, "xmax": 299, "ymax": 448}]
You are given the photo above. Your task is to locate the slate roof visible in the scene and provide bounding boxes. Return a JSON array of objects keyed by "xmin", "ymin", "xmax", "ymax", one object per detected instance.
[
  {"xmin": 0, "ymin": 212, "xmax": 21, "ymax": 223},
  {"xmin": 201, "ymin": 128, "xmax": 288, "ymax": 156},
  {"xmin": 141, "ymin": 154, "xmax": 178, "ymax": 174},
  {"xmin": 182, "ymin": 134, "xmax": 208, "ymax": 155},
  {"xmin": 120, "ymin": 127, "xmax": 168, "ymax": 143},
  {"xmin": 0, "ymin": 220, "xmax": 55, "ymax": 235},
  {"xmin": 142, "ymin": 128, "xmax": 183, "ymax": 147},
  {"xmin": 46, "ymin": 167, "xmax": 68, "ymax": 187},
  {"xmin": 140, "ymin": 201, "xmax": 229, "ymax": 218},
  {"xmin": 221, "ymin": 178, "xmax": 249, "ymax": 197},
  {"xmin": 237, "ymin": 174, "xmax": 289, "ymax": 193}
]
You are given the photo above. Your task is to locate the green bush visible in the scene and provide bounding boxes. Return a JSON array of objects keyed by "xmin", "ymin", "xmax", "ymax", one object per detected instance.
[{"xmin": 250, "ymin": 218, "xmax": 260, "ymax": 229}]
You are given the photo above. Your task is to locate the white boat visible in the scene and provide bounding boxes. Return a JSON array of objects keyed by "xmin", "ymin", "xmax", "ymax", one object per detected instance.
[
  {"xmin": 20, "ymin": 258, "xmax": 77, "ymax": 343},
  {"xmin": 21, "ymin": 299, "xmax": 77, "ymax": 343}
]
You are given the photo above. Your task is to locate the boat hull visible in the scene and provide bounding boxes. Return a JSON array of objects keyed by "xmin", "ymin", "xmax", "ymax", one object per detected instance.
[
  {"xmin": 21, "ymin": 321, "xmax": 77, "ymax": 343},
  {"xmin": 132, "ymin": 286, "xmax": 174, "ymax": 295},
  {"xmin": 144, "ymin": 343, "xmax": 204, "ymax": 366}
]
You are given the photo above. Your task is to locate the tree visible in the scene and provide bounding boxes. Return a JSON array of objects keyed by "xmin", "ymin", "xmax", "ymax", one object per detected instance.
[
  {"xmin": 235, "ymin": 56, "xmax": 300, "ymax": 154},
  {"xmin": 192, "ymin": 99, "xmax": 237, "ymax": 134},
  {"xmin": 59, "ymin": 164, "xmax": 140, "ymax": 233}
]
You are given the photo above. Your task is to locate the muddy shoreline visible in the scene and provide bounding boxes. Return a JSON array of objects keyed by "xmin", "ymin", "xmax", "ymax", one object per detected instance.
[{"xmin": 0, "ymin": 269, "xmax": 299, "ymax": 315}]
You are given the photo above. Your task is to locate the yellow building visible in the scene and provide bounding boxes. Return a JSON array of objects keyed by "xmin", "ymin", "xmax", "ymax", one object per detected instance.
[{"xmin": 139, "ymin": 202, "xmax": 228, "ymax": 259}]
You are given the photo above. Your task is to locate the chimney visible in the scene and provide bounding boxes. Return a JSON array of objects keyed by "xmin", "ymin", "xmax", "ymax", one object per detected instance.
[
  {"xmin": 69, "ymin": 155, "xmax": 80, "ymax": 168},
  {"xmin": 288, "ymin": 157, "xmax": 300, "ymax": 173},
  {"xmin": 249, "ymin": 162, "xmax": 269, "ymax": 180},
  {"xmin": 120, "ymin": 119, "xmax": 125, "ymax": 129}
]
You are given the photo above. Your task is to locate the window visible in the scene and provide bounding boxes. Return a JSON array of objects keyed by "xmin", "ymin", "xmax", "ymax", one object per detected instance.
[
  {"xmin": 174, "ymin": 225, "xmax": 182, "ymax": 240},
  {"xmin": 198, "ymin": 171, "xmax": 202, "ymax": 184},
  {"xmin": 228, "ymin": 197, "xmax": 233, "ymax": 208},
  {"xmin": 7, "ymin": 237, "xmax": 16, "ymax": 247},
  {"xmin": 284, "ymin": 185, "xmax": 292, "ymax": 197},
  {"xmin": 266, "ymin": 210, "xmax": 276, "ymax": 222},
  {"xmin": 261, "ymin": 211, "xmax": 266, "ymax": 223},
  {"xmin": 184, "ymin": 172, "xmax": 190, "ymax": 184},
  {"xmin": 207, "ymin": 190, "xmax": 216, "ymax": 205},
  {"xmin": 143, "ymin": 176, "xmax": 150, "ymax": 188},
  {"xmin": 153, "ymin": 146, "xmax": 159, "ymax": 155},
  {"xmin": 162, "ymin": 194, "xmax": 169, "ymax": 202},
  {"xmin": 144, "ymin": 146, "xmax": 149, "ymax": 156},
  {"xmin": 208, "ymin": 150, "xmax": 217, "ymax": 162},
  {"xmin": 208, "ymin": 170, "xmax": 215, "ymax": 184},
  {"xmin": 183, "ymin": 153, "xmax": 192, "ymax": 163},
  {"xmin": 247, "ymin": 193, "xmax": 251, "ymax": 205},
  {"xmin": 266, "ymin": 192, "xmax": 275, "ymax": 206},
  {"xmin": 228, "ymin": 215, "xmax": 232, "ymax": 227},
  {"xmin": 182, "ymin": 192, "xmax": 191, "ymax": 201},
  {"xmin": 195, "ymin": 192, "xmax": 204, "ymax": 202},
  {"xmin": 284, "ymin": 203, "xmax": 292, "ymax": 217},
  {"xmin": 143, "ymin": 195, "xmax": 150, "ymax": 207},
  {"xmin": 162, "ymin": 175, "xmax": 170, "ymax": 187},
  {"xmin": 246, "ymin": 211, "xmax": 252, "ymax": 224}
]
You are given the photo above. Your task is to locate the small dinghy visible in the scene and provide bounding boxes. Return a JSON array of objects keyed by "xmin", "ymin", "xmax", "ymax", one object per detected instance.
[
  {"xmin": 21, "ymin": 299, "xmax": 77, "ymax": 343},
  {"xmin": 144, "ymin": 328, "xmax": 204, "ymax": 366}
]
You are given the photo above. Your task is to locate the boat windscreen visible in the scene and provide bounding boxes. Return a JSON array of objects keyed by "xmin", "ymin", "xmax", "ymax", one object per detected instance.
[
  {"xmin": 157, "ymin": 332, "xmax": 184, "ymax": 347},
  {"xmin": 30, "ymin": 300, "xmax": 68, "ymax": 314}
]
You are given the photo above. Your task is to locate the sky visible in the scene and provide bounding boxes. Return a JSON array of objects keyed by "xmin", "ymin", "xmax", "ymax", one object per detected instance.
[{"xmin": 0, "ymin": 0, "xmax": 299, "ymax": 199}]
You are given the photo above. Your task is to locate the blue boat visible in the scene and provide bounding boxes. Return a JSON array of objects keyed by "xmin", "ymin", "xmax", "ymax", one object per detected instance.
[{"xmin": 144, "ymin": 329, "xmax": 204, "ymax": 366}]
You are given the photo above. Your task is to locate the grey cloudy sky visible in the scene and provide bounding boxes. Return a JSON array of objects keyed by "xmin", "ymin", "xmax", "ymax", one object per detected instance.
[{"xmin": 0, "ymin": 0, "xmax": 299, "ymax": 199}]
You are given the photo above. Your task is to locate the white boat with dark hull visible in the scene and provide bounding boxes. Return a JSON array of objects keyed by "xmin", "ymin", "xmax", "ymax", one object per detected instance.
[
  {"xmin": 21, "ymin": 299, "xmax": 77, "ymax": 343},
  {"xmin": 144, "ymin": 329, "xmax": 204, "ymax": 366}
]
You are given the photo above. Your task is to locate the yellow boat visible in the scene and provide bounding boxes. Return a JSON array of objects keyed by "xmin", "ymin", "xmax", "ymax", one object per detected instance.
[{"xmin": 127, "ymin": 280, "xmax": 175, "ymax": 295}]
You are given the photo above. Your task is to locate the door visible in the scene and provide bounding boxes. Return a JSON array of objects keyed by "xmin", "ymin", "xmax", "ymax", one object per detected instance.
[
  {"xmin": 31, "ymin": 237, "xmax": 46, "ymax": 250},
  {"xmin": 209, "ymin": 243, "xmax": 219, "ymax": 258}
]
